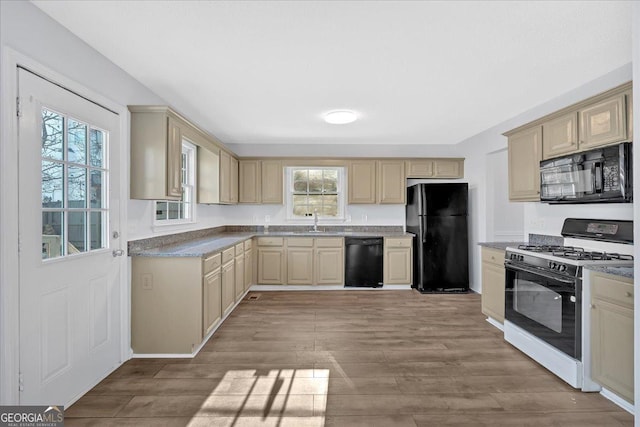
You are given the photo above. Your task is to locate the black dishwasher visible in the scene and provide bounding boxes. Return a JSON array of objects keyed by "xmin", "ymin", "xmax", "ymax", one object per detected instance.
[{"xmin": 344, "ymin": 237, "xmax": 383, "ymax": 288}]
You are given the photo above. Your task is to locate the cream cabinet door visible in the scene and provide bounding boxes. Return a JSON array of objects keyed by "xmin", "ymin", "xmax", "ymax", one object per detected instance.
[
  {"xmin": 591, "ymin": 298, "xmax": 634, "ymax": 403},
  {"xmin": 257, "ymin": 248, "xmax": 285, "ymax": 284},
  {"xmin": 433, "ymin": 159, "xmax": 463, "ymax": 178},
  {"xmin": 287, "ymin": 248, "xmax": 314, "ymax": 285},
  {"xmin": 377, "ymin": 160, "xmax": 406, "ymax": 204},
  {"xmin": 580, "ymin": 94, "xmax": 627, "ymax": 150},
  {"xmin": 508, "ymin": 125, "xmax": 542, "ymax": 201},
  {"xmin": 590, "ymin": 273, "xmax": 634, "ymax": 403},
  {"xmin": 542, "ymin": 112, "xmax": 579, "ymax": 159},
  {"xmin": 234, "ymin": 255, "xmax": 244, "ymax": 300},
  {"xmin": 348, "ymin": 160, "xmax": 376, "ymax": 204},
  {"xmin": 198, "ymin": 147, "xmax": 220, "ymax": 204},
  {"xmin": 261, "ymin": 160, "xmax": 283, "ymax": 204},
  {"xmin": 244, "ymin": 249, "xmax": 253, "ymax": 290},
  {"xmin": 384, "ymin": 248, "xmax": 411, "ymax": 284},
  {"xmin": 166, "ymin": 117, "xmax": 183, "ymax": 198},
  {"xmin": 203, "ymin": 269, "xmax": 222, "ymax": 335},
  {"xmin": 315, "ymin": 247, "xmax": 344, "ymax": 285},
  {"xmin": 221, "ymin": 261, "xmax": 235, "ymax": 315},
  {"xmin": 481, "ymin": 256, "xmax": 505, "ymax": 324},
  {"xmin": 405, "ymin": 160, "xmax": 433, "ymax": 178},
  {"xmin": 230, "ymin": 157, "xmax": 239, "ymax": 204},
  {"xmin": 219, "ymin": 150, "xmax": 232, "ymax": 204},
  {"xmin": 239, "ymin": 160, "xmax": 261, "ymax": 203}
]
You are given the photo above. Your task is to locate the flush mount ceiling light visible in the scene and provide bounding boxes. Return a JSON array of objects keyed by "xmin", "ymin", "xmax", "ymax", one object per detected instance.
[{"xmin": 323, "ymin": 110, "xmax": 358, "ymax": 124}]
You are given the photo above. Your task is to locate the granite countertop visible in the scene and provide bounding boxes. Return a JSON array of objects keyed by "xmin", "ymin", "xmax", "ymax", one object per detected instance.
[
  {"xmin": 478, "ymin": 241, "xmax": 526, "ymax": 251},
  {"xmin": 130, "ymin": 230, "xmax": 413, "ymax": 258},
  {"xmin": 583, "ymin": 265, "xmax": 634, "ymax": 280}
]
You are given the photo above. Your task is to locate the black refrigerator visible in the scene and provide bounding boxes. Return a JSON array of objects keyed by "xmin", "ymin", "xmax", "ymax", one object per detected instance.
[{"xmin": 406, "ymin": 183, "xmax": 469, "ymax": 293}]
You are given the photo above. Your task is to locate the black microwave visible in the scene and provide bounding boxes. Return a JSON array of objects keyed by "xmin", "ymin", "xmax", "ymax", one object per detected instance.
[{"xmin": 539, "ymin": 142, "xmax": 632, "ymax": 204}]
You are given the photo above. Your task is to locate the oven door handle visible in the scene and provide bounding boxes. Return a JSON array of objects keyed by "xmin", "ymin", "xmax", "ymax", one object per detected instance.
[{"xmin": 505, "ymin": 262, "xmax": 577, "ymax": 285}]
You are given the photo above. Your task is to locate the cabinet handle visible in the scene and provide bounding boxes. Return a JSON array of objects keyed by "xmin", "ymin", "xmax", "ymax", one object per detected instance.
[
  {"xmin": 626, "ymin": 291, "xmax": 633, "ymax": 298},
  {"xmin": 590, "ymin": 304, "xmax": 596, "ymax": 309}
]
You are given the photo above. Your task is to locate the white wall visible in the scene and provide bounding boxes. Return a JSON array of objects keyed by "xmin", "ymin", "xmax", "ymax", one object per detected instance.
[{"xmin": 632, "ymin": 2, "xmax": 640, "ymax": 423}]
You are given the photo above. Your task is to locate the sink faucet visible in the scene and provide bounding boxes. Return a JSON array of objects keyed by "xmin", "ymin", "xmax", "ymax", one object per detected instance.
[{"xmin": 313, "ymin": 209, "xmax": 319, "ymax": 232}]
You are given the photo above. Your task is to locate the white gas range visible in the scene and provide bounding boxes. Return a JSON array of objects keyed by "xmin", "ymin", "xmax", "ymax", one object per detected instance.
[{"xmin": 503, "ymin": 219, "xmax": 633, "ymax": 390}]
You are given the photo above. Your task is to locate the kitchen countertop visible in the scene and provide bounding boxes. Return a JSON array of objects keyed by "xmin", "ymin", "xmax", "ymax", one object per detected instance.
[
  {"xmin": 583, "ymin": 265, "xmax": 634, "ymax": 280},
  {"xmin": 130, "ymin": 230, "xmax": 413, "ymax": 258},
  {"xmin": 478, "ymin": 241, "xmax": 526, "ymax": 251}
]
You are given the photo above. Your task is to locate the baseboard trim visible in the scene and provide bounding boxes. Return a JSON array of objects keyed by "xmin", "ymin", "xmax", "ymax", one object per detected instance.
[
  {"xmin": 485, "ymin": 317, "xmax": 504, "ymax": 331},
  {"xmin": 249, "ymin": 284, "xmax": 413, "ymax": 291},
  {"xmin": 600, "ymin": 387, "xmax": 634, "ymax": 414}
]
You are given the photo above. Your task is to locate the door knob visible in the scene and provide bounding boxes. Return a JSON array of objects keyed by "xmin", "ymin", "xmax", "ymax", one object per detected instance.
[{"xmin": 112, "ymin": 249, "xmax": 125, "ymax": 257}]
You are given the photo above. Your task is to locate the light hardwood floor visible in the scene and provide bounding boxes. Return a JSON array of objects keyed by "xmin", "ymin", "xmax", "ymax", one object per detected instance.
[{"xmin": 66, "ymin": 291, "xmax": 633, "ymax": 426}]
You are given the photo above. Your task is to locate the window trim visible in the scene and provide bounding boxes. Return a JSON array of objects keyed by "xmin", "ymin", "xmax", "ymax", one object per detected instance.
[
  {"xmin": 285, "ymin": 166, "xmax": 346, "ymax": 222},
  {"xmin": 153, "ymin": 140, "xmax": 197, "ymax": 226}
]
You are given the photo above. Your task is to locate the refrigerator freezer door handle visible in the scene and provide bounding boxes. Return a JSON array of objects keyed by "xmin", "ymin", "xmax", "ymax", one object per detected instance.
[{"xmin": 421, "ymin": 222, "xmax": 428, "ymax": 243}]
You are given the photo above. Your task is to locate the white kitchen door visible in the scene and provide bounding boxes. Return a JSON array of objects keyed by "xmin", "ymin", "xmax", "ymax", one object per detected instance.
[{"xmin": 17, "ymin": 68, "xmax": 123, "ymax": 406}]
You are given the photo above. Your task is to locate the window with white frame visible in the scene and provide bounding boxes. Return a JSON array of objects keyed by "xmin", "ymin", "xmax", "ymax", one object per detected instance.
[
  {"xmin": 286, "ymin": 167, "xmax": 345, "ymax": 219},
  {"xmin": 155, "ymin": 140, "xmax": 196, "ymax": 224}
]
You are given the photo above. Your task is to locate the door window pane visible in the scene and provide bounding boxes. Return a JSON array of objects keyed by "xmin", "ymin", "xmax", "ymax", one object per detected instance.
[
  {"xmin": 90, "ymin": 211, "xmax": 104, "ymax": 250},
  {"xmin": 67, "ymin": 119, "xmax": 87, "ymax": 164},
  {"xmin": 68, "ymin": 212, "xmax": 87, "ymax": 253},
  {"xmin": 89, "ymin": 128, "xmax": 104, "ymax": 167},
  {"xmin": 68, "ymin": 166, "xmax": 86, "ymax": 208},
  {"xmin": 42, "ymin": 161, "xmax": 64, "ymax": 208},
  {"xmin": 41, "ymin": 109, "xmax": 63, "ymax": 161},
  {"xmin": 42, "ymin": 211, "xmax": 63, "ymax": 259},
  {"xmin": 90, "ymin": 170, "xmax": 103, "ymax": 208}
]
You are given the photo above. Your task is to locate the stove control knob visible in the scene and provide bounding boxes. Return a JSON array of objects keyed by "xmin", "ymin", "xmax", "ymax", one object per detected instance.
[
  {"xmin": 518, "ymin": 255, "xmax": 524, "ymax": 262},
  {"xmin": 560, "ymin": 265, "xmax": 567, "ymax": 272}
]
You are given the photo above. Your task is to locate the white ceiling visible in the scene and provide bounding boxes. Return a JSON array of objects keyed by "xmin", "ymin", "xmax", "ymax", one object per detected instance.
[{"xmin": 32, "ymin": 1, "xmax": 632, "ymax": 146}]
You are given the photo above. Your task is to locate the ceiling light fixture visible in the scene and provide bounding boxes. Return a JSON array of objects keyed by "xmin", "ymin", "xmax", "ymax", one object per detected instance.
[{"xmin": 323, "ymin": 110, "xmax": 358, "ymax": 124}]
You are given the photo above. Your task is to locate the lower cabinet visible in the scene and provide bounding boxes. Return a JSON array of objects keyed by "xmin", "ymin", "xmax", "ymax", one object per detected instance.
[
  {"xmin": 234, "ymin": 243, "xmax": 245, "ymax": 300},
  {"xmin": 590, "ymin": 271, "xmax": 634, "ymax": 403},
  {"xmin": 480, "ymin": 247, "xmax": 506, "ymax": 323},
  {"xmin": 257, "ymin": 236, "xmax": 345, "ymax": 285},
  {"xmin": 257, "ymin": 237, "xmax": 286, "ymax": 284},
  {"xmin": 203, "ymin": 267, "xmax": 222, "ymax": 336},
  {"xmin": 244, "ymin": 246, "xmax": 253, "ymax": 291},
  {"xmin": 383, "ymin": 237, "xmax": 412, "ymax": 285},
  {"xmin": 286, "ymin": 238, "xmax": 314, "ymax": 285},
  {"xmin": 221, "ymin": 248, "xmax": 236, "ymax": 316},
  {"xmin": 131, "ymin": 239, "xmax": 252, "ymax": 355},
  {"xmin": 315, "ymin": 238, "xmax": 344, "ymax": 285}
]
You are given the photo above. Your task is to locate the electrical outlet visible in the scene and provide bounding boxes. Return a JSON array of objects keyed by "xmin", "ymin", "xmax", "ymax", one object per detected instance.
[
  {"xmin": 252, "ymin": 215, "xmax": 259, "ymax": 224},
  {"xmin": 265, "ymin": 215, "xmax": 270, "ymax": 223},
  {"xmin": 346, "ymin": 214, "xmax": 352, "ymax": 223},
  {"xmin": 362, "ymin": 214, "xmax": 368, "ymax": 223},
  {"xmin": 142, "ymin": 273, "xmax": 153, "ymax": 290}
]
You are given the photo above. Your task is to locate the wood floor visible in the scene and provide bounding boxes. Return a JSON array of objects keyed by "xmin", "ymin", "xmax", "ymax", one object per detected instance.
[{"xmin": 66, "ymin": 290, "xmax": 633, "ymax": 426}]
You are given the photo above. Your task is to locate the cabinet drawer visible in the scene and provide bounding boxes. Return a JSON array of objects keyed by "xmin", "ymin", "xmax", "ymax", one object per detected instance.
[
  {"xmin": 222, "ymin": 247, "xmax": 235, "ymax": 264},
  {"xmin": 235, "ymin": 243, "xmax": 244, "ymax": 255},
  {"xmin": 481, "ymin": 247, "xmax": 505, "ymax": 266},
  {"xmin": 203, "ymin": 253, "xmax": 222, "ymax": 274},
  {"xmin": 385, "ymin": 237, "xmax": 412, "ymax": 248},
  {"xmin": 591, "ymin": 272, "xmax": 634, "ymax": 309},
  {"xmin": 257, "ymin": 237, "xmax": 284, "ymax": 246},
  {"xmin": 316, "ymin": 237, "xmax": 343, "ymax": 248},
  {"xmin": 286, "ymin": 237, "xmax": 314, "ymax": 247},
  {"xmin": 244, "ymin": 239, "xmax": 252, "ymax": 251}
]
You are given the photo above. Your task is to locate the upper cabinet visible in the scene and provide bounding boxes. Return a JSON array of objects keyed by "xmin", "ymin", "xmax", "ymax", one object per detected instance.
[
  {"xmin": 405, "ymin": 159, "xmax": 464, "ymax": 178},
  {"xmin": 508, "ymin": 125, "xmax": 542, "ymax": 201},
  {"xmin": 506, "ymin": 82, "xmax": 632, "ymax": 202},
  {"xmin": 238, "ymin": 160, "xmax": 283, "ymax": 204},
  {"xmin": 542, "ymin": 112, "xmax": 579, "ymax": 159},
  {"xmin": 348, "ymin": 160, "xmax": 377, "ymax": 204},
  {"xmin": 579, "ymin": 93, "xmax": 627, "ymax": 150},
  {"xmin": 261, "ymin": 160, "xmax": 283, "ymax": 204},
  {"xmin": 129, "ymin": 107, "xmax": 184, "ymax": 200},
  {"xmin": 239, "ymin": 160, "xmax": 261, "ymax": 203},
  {"xmin": 377, "ymin": 160, "xmax": 406, "ymax": 204},
  {"xmin": 219, "ymin": 150, "xmax": 238, "ymax": 204},
  {"xmin": 198, "ymin": 147, "xmax": 220, "ymax": 204}
]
